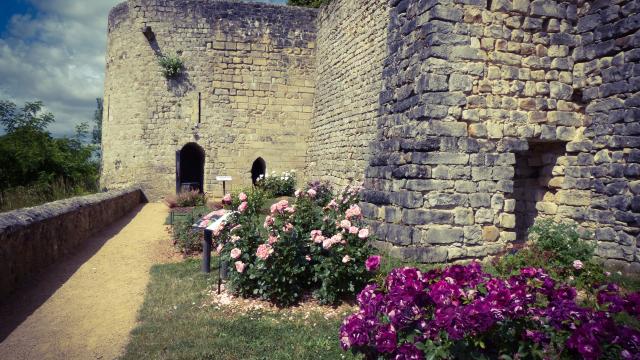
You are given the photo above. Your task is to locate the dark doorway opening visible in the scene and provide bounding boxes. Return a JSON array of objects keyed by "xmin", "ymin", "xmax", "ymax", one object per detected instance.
[
  {"xmin": 176, "ymin": 143, "xmax": 205, "ymax": 193},
  {"xmin": 251, "ymin": 157, "xmax": 266, "ymax": 186},
  {"xmin": 512, "ymin": 141, "xmax": 566, "ymax": 242}
]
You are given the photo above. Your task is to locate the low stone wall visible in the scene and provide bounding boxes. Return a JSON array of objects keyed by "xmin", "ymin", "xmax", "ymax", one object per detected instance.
[{"xmin": 0, "ymin": 187, "xmax": 147, "ymax": 298}]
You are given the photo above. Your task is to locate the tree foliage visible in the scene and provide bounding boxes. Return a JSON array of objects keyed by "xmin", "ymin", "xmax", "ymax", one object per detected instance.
[
  {"xmin": 0, "ymin": 100, "xmax": 99, "ymax": 194},
  {"xmin": 287, "ymin": 0, "xmax": 331, "ymax": 8}
]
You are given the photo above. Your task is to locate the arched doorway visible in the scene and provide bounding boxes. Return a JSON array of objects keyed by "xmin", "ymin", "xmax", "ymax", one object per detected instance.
[
  {"xmin": 251, "ymin": 157, "xmax": 266, "ymax": 186},
  {"xmin": 176, "ymin": 143, "xmax": 205, "ymax": 193}
]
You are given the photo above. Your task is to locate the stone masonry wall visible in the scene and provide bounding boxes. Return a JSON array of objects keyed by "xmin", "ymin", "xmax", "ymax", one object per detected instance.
[
  {"xmin": 573, "ymin": 0, "xmax": 640, "ymax": 270},
  {"xmin": 362, "ymin": 0, "xmax": 640, "ymax": 271},
  {"xmin": 305, "ymin": 0, "xmax": 389, "ymax": 188},
  {"xmin": 0, "ymin": 188, "xmax": 145, "ymax": 297},
  {"xmin": 102, "ymin": 0, "xmax": 317, "ymax": 200}
]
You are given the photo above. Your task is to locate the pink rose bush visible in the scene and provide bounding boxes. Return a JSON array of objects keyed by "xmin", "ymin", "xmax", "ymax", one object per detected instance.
[
  {"xmin": 341, "ymin": 262, "xmax": 640, "ymax": 359},
  {"xmin": 213, "ymin": 184, "xmax": 378, "ymax": 306}
]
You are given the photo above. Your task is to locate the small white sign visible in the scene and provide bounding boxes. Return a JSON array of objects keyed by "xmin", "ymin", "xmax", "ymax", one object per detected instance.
[{"xmin": 215, "ymin": 176, "xmax": 232, "ymax": 181}]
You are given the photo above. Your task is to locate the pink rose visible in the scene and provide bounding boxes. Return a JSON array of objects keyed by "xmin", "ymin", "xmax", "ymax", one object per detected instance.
[
  {"xmin": 222, "ymin": 193, "xmax": 232, "ymax": 204},
  {"xmin": 276, "ymin": 200, "xmax": 289, "ymax": 212},
  {"xmin": 325, "ymin": 199, "xmax": 338, "ymax": 210},
  {"xmin": 307, "ymin": 188, "xmax": 317, "ymax": 197},
  {"xmin": 235, "ymin": 261, "xmax": 246, "ymax": 273},
  {"xmin": 314, "ymin": 235, "xmax": 325, "ymax": 244},
  {"xmin": 365, "ymin": 255, "xmax": 381, "ymax": 272},
  {"xmin": 349, "ymin": 226, "xmax": 359, "ymax": 234},
  {"xmin": 263, "ymin": 215, "xmax": 274, "ymax": 229},
  {"xmin": 358, "ymin": 228, "xmax": 369, "ymax": 239},
  {"xmin": 215, "ymin": 244, "xmax": 223, "ymax": 255},
  {"xmin": 572, "ymin": 260, "xmax": 583, "ymax": 270},
  {"xmin": 285, "ymin": 206, "xmax": 296, "ymax": 214},
  {"xmin": 305, "ymin": 255, "xmax": 312, "ymax": 261},
  {"xmin": 340, "ymin": 219, "xmax": 352, "ymax": 229},
  {"xmin": 256, "ymin": 243, "xmax": 274, "ymax": 260},
  {"xmin": 310, "ymin": 229, "xmax": 322, "ymax": 240},
  {"xmin": 213, "ymin": 222, "xmax": 225, "ymax": 237},
  {"xmin": 268, "ymin": 234, "xmax": 279, "ymax": 244},
  {"xmin": 283, "ymin": 223, "xmax": 294, "ymax": 233},
  {"xmin": 322, "ymin": 238, "xmax": 333, "ymax": 250},
  {"xmin": 295, "ymin": 189, "xmax": 301, "ymax": 197},
  {"xmin": 238, "ymin": 201, "xmax": 248, "ymax": 213},
  {"xmin": 270, "ymin": 203, "xmax": 277, "ymax": 214},
  {"xmin": 342, "ymin": 255, "xmax": 351, "ymax": 263},
  {"xmin": 238, "ymin": 192, "xmax": 247, "ymax": 201},
  {"xmin": 230, "ymin": 248, "xmax": 241, "ymax": 259},
  {"xmin": 230, "ymin": 235, "xmax": 240, "ymax": 243},
  {"xmin": 345, "ymin": 204, "xmax": 362, "ymax": 219}
]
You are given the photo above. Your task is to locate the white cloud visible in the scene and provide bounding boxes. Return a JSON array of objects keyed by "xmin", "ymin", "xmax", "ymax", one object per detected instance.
[{"xmin": 0, "ymin": 0, "xmax": 121, "ymax": 136}]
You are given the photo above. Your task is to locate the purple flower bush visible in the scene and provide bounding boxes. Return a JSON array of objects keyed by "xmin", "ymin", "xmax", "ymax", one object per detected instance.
[
  {"xmin": 214, "ymin": 185, "xmax": 378, "ymax": 305},
  {"xmin": 340, "ymin": 262, "xmax": 640, "ymax": 359}
]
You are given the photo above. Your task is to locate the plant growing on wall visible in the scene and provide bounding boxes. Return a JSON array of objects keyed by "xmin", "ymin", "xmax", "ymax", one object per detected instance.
[
  {"xmin": 157, "ymin": 54, "xmax": 183, "ymax": 79},
  {"xmin": 287, "ymin": 0, "xmax": 331, "ymax": 8}
]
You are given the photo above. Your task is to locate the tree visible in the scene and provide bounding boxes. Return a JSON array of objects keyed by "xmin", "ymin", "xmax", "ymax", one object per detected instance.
[
  {"xmin": 287, "ymin": 0, "xmax": 331, "ymax": 7},
  {"xmin": 0, "ymin": 100, "xmax": 54, "ymax": 133},
  {"xmin": 0, "ymin": 99, "xmax": 98, "ymax": 192}
]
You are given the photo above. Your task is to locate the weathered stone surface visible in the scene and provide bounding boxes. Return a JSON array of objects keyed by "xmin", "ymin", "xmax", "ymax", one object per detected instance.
[
  {"xmin": 423, "ymin": 227, "xmax": 464, "ymax": 244},
  {"xmin": 482, "ymin": 225, "xmax": 500, "ymax": 242},
  {"xmin": 0, "ymin": 188, "xmax": 145, "ymax": 298}
]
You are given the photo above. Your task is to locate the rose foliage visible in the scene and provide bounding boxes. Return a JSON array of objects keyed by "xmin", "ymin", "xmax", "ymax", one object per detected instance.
[
  {"xmin": 340, "ymin": 262, "xmax": 640, "ymax": 360},
  {"xmin": 214, "ymin": 184, "xmax": 378, "ymax": 306}
]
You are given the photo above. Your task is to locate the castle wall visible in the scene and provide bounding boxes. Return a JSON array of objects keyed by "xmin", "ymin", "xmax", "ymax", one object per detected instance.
[
  {"xmin": 101, "ymin": 0, "xmax": 640, "ymax": 269},
  {"xmin": 305, "ymin": 0, "xmax": 389, "ymax": 188},
  {"xmin": 102, "ymin": 0, "xmax": 317, "ymax": 200},
  {"xmin": 573, "ymin": 0, "xmax": 640, "ymax": 270},
  {"xmin": 361, "ymin": 0, "xmax": 640, "ymax": 271}
]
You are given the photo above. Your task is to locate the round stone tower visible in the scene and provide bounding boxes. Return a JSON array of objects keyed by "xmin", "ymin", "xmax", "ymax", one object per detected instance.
[{"xmin": 101, "ymin": 0, "xmax": 318, "ymax": 199}]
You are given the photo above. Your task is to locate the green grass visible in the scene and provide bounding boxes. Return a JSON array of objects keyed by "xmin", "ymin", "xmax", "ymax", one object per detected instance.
[
  {"xmin": 0, "ymin": 179, "xmax": 96, "ymax": 212},
  {"xmin": 121, "ymin": 259, "xmax": 357, "ymax": 360}
]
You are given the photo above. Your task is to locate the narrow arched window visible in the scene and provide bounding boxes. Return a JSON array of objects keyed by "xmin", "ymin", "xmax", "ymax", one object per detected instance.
[{"xmin": 251, "ymin": 157, "xmax": 266, "ymax": 186}]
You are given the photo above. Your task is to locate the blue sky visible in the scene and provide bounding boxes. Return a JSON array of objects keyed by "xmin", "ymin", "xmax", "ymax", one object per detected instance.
[{"xmin": 0, "ymin": 0, "xmax": 287, "ymax": 136}]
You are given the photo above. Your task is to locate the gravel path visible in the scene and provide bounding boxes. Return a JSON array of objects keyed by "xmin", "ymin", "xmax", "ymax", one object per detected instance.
[{"xmin": 0, "ymin": 203, "xmax": 171, "ymax": 360}]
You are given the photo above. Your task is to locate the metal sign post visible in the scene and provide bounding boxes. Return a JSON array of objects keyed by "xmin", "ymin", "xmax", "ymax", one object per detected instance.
[
  {"xmin": 203, "ymin": 229, "xmax": 212, "ymax": 273},
  {"xmin": 215, "ymin": 175, "xmax": 232, "ymax": 197}
]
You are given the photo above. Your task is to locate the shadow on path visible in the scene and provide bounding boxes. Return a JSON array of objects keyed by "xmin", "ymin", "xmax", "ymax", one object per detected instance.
[{"xmin": 0, "ymin": 205, "xmax": 143, "ymax": 341}]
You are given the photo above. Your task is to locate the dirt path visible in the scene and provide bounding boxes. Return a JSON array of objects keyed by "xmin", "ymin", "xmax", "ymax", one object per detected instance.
[{"xmin": 0, "ymin": 203, "xmax": 172, "ymax": 360}]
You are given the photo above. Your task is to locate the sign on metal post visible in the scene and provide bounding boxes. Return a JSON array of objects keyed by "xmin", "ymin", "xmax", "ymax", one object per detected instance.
[
  {"xmin": 215, "ymin": 175, "xmax": 232, "ymax": 196},
  {"xmin": 193, "ymin": 210, "xmax": 233, "ymax": 293}
]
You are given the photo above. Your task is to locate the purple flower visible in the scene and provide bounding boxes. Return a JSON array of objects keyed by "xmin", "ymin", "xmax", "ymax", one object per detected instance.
[
  {"xmin": 524, "ymin": 329, "xmax": 549, "ymax": 344},
  {"xmin": 339, "ymin": 314, "xmax": 370, "ymax": 350},
  {"xmin": 394, "ymin": 343, "xmax": 425, "ymax": 360},
  {"xmin": 365, "ymin": 255, "xmax": 381, "ymax": 272},
  {"xmin": 375, "ymin": 325, "xmax": 397, "ymax": 353}
]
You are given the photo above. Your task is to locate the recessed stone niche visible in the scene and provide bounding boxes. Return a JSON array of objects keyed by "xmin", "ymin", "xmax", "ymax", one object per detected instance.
[{"xmin": 512, "ymin": 142, "xmax": 567, "ymax": 242}]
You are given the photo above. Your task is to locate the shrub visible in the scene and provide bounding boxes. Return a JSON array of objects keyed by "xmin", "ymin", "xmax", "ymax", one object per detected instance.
[
  {"xmin": 529, "ymin": 218, "xmax": 595, "ymax": 268},
  {"xmin": 214, "ymin": 184, "xmax": 377, "ymax": 306},
  {"xmin": 158, "ymin": 54, "xmax": 183, "ymax": 78},
  {"xmin": 255, "ymin": 170, "xmax": 296, "ymax": 197},
  {"xmin": 490, "ymin": 219, "xmax": 604, "ymax": 296},
  {"xmin": 287, "ymin": 0, "xmax": 332, "ymax": 8},
  {"xmin": 340, "ymin": 262, "xmax": 640, "ymax": 360},
  {"xmin": 303, "ymin": 179, "xmax": 333, "ymax": 206},
  {"xmin": 165, "ymin": 190, "xmax": 206, "ymax": 208},
  {"xmin": 172, "ymin": 209, "xmax": 208, "ymax": 254}
]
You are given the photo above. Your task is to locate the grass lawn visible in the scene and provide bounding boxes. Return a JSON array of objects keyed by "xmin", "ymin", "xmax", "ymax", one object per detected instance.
[{"xmin": 121, "ymin": 259, "xmax": 357, "ymax": 360}]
